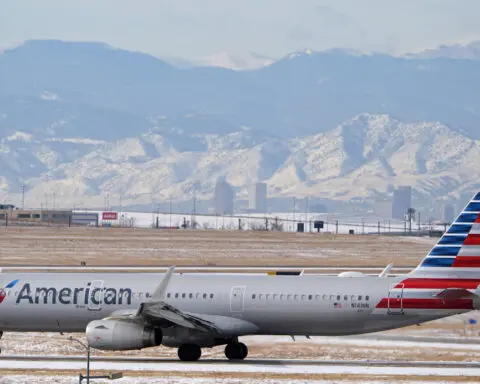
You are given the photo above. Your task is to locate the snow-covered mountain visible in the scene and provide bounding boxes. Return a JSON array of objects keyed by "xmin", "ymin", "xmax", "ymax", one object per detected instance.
[
  {"xmin": 2, "ymin": 114, "xmax": 479, "ymax": 208},
  {"xmin": 193, "ymin": 51, "xmax": 275, "ymax": 70},
  {"xmin": 408, "ymin": 41, "xmax": 480, "ymax": 60}
]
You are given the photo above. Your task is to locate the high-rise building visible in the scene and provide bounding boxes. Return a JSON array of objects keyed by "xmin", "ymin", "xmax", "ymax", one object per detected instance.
[
  {"xmin": 392, "ymin": 186, "xmax": 412, "ymax": 220},
  {"xmin": 214, "ymin": 178, "xmax": 235, "ymax": 214},
  {"xmin": 248, "ymin": 183, "xmax": 267, "ymax": 213},
  {"xmin": 443, "ymin": 203, "xmax": 455, "ymax": 224},
  {"xmin": 374, "ymin": 197, "xmax": 392, "ymax": 218}
]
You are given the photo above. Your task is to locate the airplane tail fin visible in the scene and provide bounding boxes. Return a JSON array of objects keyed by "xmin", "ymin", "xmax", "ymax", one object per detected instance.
[{"xmin": 412, "ymin": 192, "xmax": 480, "ymax": 278}]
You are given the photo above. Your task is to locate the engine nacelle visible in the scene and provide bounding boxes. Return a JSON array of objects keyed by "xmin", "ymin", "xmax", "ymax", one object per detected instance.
[{"xmin": 86, "ymin": 320, "xmax": 162, "ymax": 351}]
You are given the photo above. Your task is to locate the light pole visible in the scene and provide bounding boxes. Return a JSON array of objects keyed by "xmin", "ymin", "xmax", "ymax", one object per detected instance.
[
  {"xmin": 68, "ymin": 336, "xmax": 122, "ymax": 383},
  {"xmin": 69, "ymin": 336, "xmax": 90, "ymax": 384}
]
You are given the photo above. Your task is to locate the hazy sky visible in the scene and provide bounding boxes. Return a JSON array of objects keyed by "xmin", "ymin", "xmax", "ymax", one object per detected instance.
[{"xmin": 1, "ymin": 0, "xmax": 480, "ymax": 59}]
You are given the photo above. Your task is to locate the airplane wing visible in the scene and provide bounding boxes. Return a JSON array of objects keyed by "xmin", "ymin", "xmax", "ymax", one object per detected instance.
[{"xmin": 104, "ymin": 267, "xmax": 253, "ymax": 335}]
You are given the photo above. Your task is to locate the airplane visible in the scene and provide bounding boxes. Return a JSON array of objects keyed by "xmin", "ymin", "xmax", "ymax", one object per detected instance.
[{"xmin": 1, "ymin": 192, "xmax": 480, "ymax": 361}]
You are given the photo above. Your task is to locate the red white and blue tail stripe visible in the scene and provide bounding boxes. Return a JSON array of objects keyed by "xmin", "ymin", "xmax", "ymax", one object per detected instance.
[
  {"xmin": 413, "ymin": 192, "xmax": 480, "ymax": 277},
  {"xmin": 373, "ymin": 193, "xmax": 480, "ymax": 315}
]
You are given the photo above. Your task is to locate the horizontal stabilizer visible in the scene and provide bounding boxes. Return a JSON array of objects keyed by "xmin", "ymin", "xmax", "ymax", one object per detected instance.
[{"xmin": 435, "ymin": 288, "xmax": 476, "ymax": 301}]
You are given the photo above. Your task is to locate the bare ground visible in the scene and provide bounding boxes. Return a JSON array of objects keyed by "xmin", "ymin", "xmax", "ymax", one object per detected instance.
[{"xmin": 0, "ymin": 226, "xmax": 436, "ymax": 267}]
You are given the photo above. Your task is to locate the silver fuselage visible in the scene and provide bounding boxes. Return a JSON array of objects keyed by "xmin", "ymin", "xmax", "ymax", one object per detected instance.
[{"xmin": 0, "ymin": 273, "xmax": 468, "ymax": 336}]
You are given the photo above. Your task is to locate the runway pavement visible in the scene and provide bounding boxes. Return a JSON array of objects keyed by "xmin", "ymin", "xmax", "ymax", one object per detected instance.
[{"xmin": 1, "ymin": 355, "xmax": 480, "ymax": 377}]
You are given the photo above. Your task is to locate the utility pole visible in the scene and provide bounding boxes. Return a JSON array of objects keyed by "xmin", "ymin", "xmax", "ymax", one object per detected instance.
[
  {"xmin": 305, "ymin": 196, "xmax": 309, "ymax": 232},
  {"xmin": 192, "ymin": 191, "xmax": 197, "ymax": 229},
  {"xmin": 169, "ymin": 195, "xmax": 172, "ymax": 228},
  {"xmin": 21, "ymin": 184, "xmax": 25, "ymax": 209},
  {"xmin": 292, "ymin": 197, "xmax": 296, "ymax": 231}
]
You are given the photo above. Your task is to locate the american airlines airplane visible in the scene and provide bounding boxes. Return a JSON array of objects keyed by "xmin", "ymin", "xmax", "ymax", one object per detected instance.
[{"xmin": 1, "ymin": 193, "xmax": 480, "ymax": 361}]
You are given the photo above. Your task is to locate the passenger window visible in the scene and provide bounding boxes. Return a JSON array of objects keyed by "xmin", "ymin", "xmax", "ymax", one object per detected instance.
[
  {"xmin": 322, "ymin": 294, "xmax": 328, "ymax": 300},
  {"xmin": 351, "ymin": 295, "xmax": 356, "ymax": 301},
  {"xmin": 280, "ymin": 294, "xmax": 285, "ymax": 300},
  {"xmin": 344, "ymin": 295, "xmax": 348, "ymax": 301},
  {"xmin": 366, "ymin": 296, "xmax": 370, "ymax": 301},
  {"xmin": 175, "ymin": 293, "xmax": 179, "ymax": 298},
  {"xmin": 308, "ymin": 295, "xmax": 313, "ymax": 300},
  {"xmin": 273, "ymin": 294, "xmax": 278, "ymax": 300},
  {"xmin": 203, "ymin": 293, "xmax": 207, "ymax": 299},
  {"xmin": 358, "ymin": 295, "xmax": 362, "ymax": 301},
  {"xmin": 182, "ymin": 293, "xmax": 186, "ymax": 299},
  {"xmin": 196, "ymin": 293, "xmax": 201, "ymax": 299},
  {"xmin": 252, "ymin": 294, "xmax": 256, "ymax": 299},
  {"xmin": 210, "ymin": 293, "xmax": 214, "ymax": 299},
  {"xmin": 189, "ymin": 293, "xmax": 193, "ymax": 299},
  {"xmin": 337, "ymin": 295, "xmax": 341, "ymax": 301},
  {"xmin": 329, "ymin": 295, "xmax": 334, "ymax": 300},
  {"xmin": 288, "ymin": 294, "xmax": 293, "ymax": 300}
]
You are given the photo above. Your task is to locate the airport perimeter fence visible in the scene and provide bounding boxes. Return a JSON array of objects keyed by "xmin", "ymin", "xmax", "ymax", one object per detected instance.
[
  {"xmin": 0, "ymin": 209, "xmax": 445, "ymax": 237},
  {"xmin": 123, "ymin": 211, "xmax": 443, "ymax": 236}
]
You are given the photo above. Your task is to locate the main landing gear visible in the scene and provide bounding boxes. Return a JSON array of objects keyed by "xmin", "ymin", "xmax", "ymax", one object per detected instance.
[
  {"xmin": 177, "ymin": 341, "xmax": 249, "ymax": 362},
  {"xmin": 224, "ymin": 342, "xmax": 248, "ymax": 360},
  {"xmin": 178, "ymin": 343, "xmax": 202, "ymax": 362}
]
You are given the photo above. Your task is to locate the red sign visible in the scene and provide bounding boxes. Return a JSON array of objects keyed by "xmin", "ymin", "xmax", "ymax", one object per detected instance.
[{"xmin": 102, "ymin": 212, "xmax": 118, "ymax": 220}]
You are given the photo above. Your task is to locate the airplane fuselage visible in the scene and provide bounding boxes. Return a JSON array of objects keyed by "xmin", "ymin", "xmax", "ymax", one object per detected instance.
[{"xmin": 0, "ymin": 272, "xmax": 470, "ymax": 336}]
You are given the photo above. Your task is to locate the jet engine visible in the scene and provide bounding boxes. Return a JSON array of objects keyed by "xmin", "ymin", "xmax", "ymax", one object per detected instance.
[{"xmin": 86, "ymin": 320, "xmax": 162, "ymax": 351}]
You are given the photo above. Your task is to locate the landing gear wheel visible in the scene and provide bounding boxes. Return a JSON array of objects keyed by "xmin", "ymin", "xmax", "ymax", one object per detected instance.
[
  {"xmin": 225, "ymin": 342, "xmax": 248, "ymax": 360},
  {"xmin": 178, "ymin": 343, "xmax": 201, "ymax": 362}
]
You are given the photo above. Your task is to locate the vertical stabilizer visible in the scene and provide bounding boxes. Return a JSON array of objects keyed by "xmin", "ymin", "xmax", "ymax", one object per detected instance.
[{"xmin": 412, "ymin": 192, "xmax": 480, "ymax": 278}]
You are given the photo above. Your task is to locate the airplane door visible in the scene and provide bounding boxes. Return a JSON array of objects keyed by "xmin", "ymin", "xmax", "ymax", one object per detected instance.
[
  {"xmin": 88, "ymin": 280, "xmax": 104, "ymax": 311},
  {"xmin": 230, "ymin": 286, "xmax": 246, "ymax": 313},
  {"xmin": 387, "ymin": 283, "xmax": 404, "ymax": 315}
]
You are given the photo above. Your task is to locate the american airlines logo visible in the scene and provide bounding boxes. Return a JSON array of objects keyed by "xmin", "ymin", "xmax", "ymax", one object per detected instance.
[
  {"xmin": 0, "ymin": 280, "xmax": 19, "ymax": 304},
  {"xmin": 15, "ymin": 282, "xmax": 133, "ymax": 306}
]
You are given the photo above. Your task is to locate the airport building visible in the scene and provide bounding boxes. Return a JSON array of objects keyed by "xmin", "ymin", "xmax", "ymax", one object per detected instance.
[
  {"xmin": 214, "ymin": 178, "xmax": 235, "ymax": 214},
  {"xmin": 392, "ymin": 186, "xmax": 412, "ymax": 220},
  {"xmin": 248, "ymin": 182, "xmax": 268, "ymax": 213}
]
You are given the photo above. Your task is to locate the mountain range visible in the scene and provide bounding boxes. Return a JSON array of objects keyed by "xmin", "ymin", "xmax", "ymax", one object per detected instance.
[
  {"xmin": 1, "ymin": 113, "xmax": 479, "ymax": 209},
  {"xmin": 1, "ymin": 40, "xmax": 480, "ymax": 209}
]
